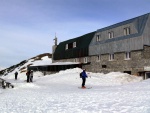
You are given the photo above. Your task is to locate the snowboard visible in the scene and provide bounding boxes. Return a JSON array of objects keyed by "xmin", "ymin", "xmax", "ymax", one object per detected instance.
[{"xmin": 78, "ymin": 87, "xmax": 92, "ymax": 89}]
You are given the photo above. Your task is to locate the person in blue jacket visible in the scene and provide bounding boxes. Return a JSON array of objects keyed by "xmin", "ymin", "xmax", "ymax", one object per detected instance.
[{"xmin": 81, "ymin": 69, "xmax": 88, "ymax": 88}]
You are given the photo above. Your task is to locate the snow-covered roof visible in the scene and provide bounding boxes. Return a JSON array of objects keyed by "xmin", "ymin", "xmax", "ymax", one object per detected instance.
[{"xmin": 32, "ymin": 62, "xmax": 81, "ymax": 66}]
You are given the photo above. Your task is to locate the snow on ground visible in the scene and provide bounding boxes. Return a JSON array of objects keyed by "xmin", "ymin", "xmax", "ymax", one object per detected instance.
[
  {"xmin": 32, "ymin": 56, "xmax": 52, "ymax": 66},
  {"xmin": 0, "ymin": 67, "xmax": 5, "ymax": 71},
  {"xmin": 1, "ymin": 67, "xmax": 150, "ymax": 113}
]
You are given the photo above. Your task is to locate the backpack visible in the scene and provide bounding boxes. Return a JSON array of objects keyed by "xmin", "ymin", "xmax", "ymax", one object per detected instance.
[{"xmin": 80, "ymin": 72, "xmax": 82, "ymax": 78}]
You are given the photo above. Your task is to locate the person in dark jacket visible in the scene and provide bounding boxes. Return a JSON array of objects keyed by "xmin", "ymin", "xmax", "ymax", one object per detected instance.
[
  {"xmin": 15, "ymin": 71, "xmax": 18, "ymax": 80},
  {"xmin": 81, "ymin": 69, "xmax": 88, "ymax": 88},
  {"xmin": 26, "ymin": 70, "xmax": 30, "ymax": 83}
]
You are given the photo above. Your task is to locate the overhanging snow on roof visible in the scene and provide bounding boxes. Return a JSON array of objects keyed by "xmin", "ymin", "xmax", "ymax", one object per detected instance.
[
  {"xmin": 28, "ymin": 62, "xmax": 82, "ymax": 72},
  {"xmin": 32, "ymin": 62, "xmax": 81, "ymax": 66}
]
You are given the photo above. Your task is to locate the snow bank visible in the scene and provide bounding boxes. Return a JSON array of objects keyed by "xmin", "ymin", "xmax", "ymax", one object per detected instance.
[
  {"xmin": 87, "ymin": 71, "xmax": 143, "ymax": 86},
  {"xmin": 2, "ymin": 68, "xmax": 143, "ymax": 87},
  {"xmin": 32, "ymin": 56, "xmax": 52, "ymax": 66},
  {"xmin": 0, "ymin": 68, "xmax": 150, "ymax": 113}
]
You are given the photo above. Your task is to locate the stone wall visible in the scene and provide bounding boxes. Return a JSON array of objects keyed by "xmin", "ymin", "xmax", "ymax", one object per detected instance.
[
  {"xmin": 52, "ymin": 46, "xmax": 150, "ymax": 75},
  {"xmin": 83, "ymin": 50, "xmax": 144, "ymax": 75},
  {"xmin": 84, "ymin": 46, "xmax": 150, "ymax": 75},
  {"xmin": 143, "ymin": 46, "xmax": 150, "ymax": 59}
]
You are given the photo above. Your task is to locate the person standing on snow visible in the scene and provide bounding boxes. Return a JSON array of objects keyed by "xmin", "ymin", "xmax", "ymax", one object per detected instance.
[
  {"xmin": 26, "ymin": 70, "xmax": 30, "ymax": 83},
  {"xmin": 81, "ymin": 69, "xmax": 88, "ymax": 88},
  {"xmin": 30, "ymin": 70, "xmax": 33, "ymax": 82},
  {"xmin": 14, "ymin": 71, "xmax": 18, "ymax": 80}
]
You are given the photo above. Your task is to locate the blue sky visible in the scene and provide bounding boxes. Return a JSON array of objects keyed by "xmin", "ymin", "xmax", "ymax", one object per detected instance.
[{"xmin": 0, "ymin": 0, "xmax": 150, "ymax": 68}]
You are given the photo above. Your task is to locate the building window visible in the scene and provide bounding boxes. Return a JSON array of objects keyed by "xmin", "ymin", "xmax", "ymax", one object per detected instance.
[
  {"xmin": 125, "ymin": 52, "xmax": 131, "ymax": 60},
  {"xmin": 73, "ymin": 42, "xmax": 76, "ymax": 48},
  {"xmin": 84, "ymin": 57, "xmax": 88, "ymax": 63},
  {"xmin": 102, "ymin": 65, "xmax": 107, "ymax": 68},
  {"xmin": 109, "ymin": 54, "xmax": 114, "ymax": 61},
  {"xmin": 96, "ymin": 35, "xmax": 100, "ymax": 42},
  {"xmin": 108, "ymin": 31, "xmax": 114, "ymax": 39},
  {"xmin": 124, "ymin": 27, "xmax": 130, "ymax": 35},
  {"xmin": 65, "ymin": 44, "xmax": 68, "ymax": 50},
  {"xmin": 97, "ymin": 55, "xmax": 101, "ymax": 61}
]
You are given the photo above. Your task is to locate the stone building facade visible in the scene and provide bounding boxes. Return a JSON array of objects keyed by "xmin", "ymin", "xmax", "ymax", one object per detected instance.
[
  {"xmin": 83, "ymin": 46, "xmax": 150, "ymax": 75},
  {"xmin": 53, "ymin": 13, "xmax": 150, "ymax": 78},
  {"xmin": 86, "ymin": 13, "xmax": 150, "ymax": 76}
]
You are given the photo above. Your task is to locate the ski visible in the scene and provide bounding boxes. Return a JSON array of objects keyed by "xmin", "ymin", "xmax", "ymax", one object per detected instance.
[{"xmin": 78, "ymin": 87, "xmax": 92, "ymax": 89}]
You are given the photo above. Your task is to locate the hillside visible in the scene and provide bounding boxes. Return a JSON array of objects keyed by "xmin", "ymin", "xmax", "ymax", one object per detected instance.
[{"xmin": 0, "ymin": 53, "xmax": 52, "ymax": 76}]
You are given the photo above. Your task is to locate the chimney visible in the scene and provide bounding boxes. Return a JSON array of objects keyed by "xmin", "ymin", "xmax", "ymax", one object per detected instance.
[{"xmin": 52, "ymin": 34, "xmax": 58, "ymax": 62}]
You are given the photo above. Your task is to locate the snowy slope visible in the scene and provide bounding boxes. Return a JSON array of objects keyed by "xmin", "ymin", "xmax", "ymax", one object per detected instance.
[
  {"xmin": 1, "ymin": 64, "xmax": 150, "ymax": 113},
  {"xmin": 0, "ymin": 56, "xmax": 52, "ymax": 76},
  {"xmin": 0, "ymin": 53, "xmax": 52, "ymax": 76},
  {"xmin": 0, "ymin": 55, "xmax": 150, "ymax": 113}
]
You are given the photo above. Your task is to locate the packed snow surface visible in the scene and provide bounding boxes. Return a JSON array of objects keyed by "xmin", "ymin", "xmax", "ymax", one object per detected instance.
[
  {"xmin": 30, "ymin": 56, "xmax": 52, "ymax": 66},
  {"xmin": 1, "ymin": 67, "xmax": 150, "ymax": 113}
]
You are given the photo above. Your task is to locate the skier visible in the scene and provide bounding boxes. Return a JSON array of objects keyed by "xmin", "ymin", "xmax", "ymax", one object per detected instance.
[
  {"xmin": 14, "ymin": 71, "xmax": 18, "ymax": 80},
  {"xmin": 81, "ymin": 69, "xmax": 88, "ymax": 88},
  {"xmin": 30, "ymin": 70, "xmax": 33, "ymax": 82}
]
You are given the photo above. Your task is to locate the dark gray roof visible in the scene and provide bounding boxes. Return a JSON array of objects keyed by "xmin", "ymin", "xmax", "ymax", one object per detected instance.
[
  {"xmin": 53, "ymin": 31, "xmax": 96, "ymax": 60},
  {"xmin": 97, "ymin": 13, "xmax": 149, "ymax": 33},
  {"xmin": 93, "ymin": 13, "xmax": 149, "ymax": 45}
]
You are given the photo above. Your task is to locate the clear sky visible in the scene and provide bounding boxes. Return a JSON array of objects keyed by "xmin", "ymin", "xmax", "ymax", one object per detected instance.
[{"xmin": 0, "ymin": 0, "xmax": 150, "ymax": 68}]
